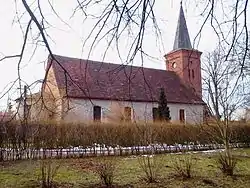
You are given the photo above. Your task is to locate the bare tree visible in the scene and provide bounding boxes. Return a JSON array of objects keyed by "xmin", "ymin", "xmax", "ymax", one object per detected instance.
[
  {"xmin": 0, "ymin": 0, "xmax": 248, "ymax": 124},
  {"xmin": 203, "ymin": 47, "xmax": 249, "ymax": 121},
  {"xmin": 202, "ymin": 46, "xmax": 249, "ymax": 175}
]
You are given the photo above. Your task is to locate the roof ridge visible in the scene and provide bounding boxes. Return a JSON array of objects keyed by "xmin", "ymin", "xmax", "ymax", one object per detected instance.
[{"xmin": 49, "ymin": 54, "xmax": 171, "ymax": 73}]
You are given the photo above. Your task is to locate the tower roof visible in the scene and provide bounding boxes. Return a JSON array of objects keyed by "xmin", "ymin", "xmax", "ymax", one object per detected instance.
[{"xmin": 173, "ymin": 1, "xmax": 192, "ymax": 50}]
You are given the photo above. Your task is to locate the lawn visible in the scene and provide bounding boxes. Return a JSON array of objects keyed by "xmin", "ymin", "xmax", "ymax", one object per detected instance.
[{"xmin": 1, "ymin": 149, "xmax": 250, "ymax": 188}]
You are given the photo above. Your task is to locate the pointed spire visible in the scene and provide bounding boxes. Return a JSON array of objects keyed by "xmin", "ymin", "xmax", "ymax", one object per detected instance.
[{"xmin": 173, "ymin": 1, "xmax": 192, "ymax": 50}]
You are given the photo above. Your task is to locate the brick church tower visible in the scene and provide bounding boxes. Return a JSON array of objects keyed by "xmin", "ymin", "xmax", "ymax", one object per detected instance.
[{"xmin": 165, "ymin": 2, "xmax": 202, "ymax": 98}]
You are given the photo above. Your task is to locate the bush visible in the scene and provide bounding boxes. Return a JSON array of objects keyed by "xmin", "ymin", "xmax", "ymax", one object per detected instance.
[
  {"xmin": 138, "ymin": 154, "xmax": 160, "ymax": 183},
  {"xmin": 170, "ymin": 154, "xmax": 197, "ymax": 179},
  {"xmin": 94, "ymin": 158, "xmax": 116, "ymax": 187},
  {"xmin": 39, "ymin": 159, "xmax": 61, "ymax": 188},
  {"xmin": 217, "ymin": 152, "xmax": 237, "ymax": 176}
]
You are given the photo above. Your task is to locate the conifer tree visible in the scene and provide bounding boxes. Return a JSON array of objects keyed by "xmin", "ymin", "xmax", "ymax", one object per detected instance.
[{"xmin": 158, "ymin": 88, "xmax": 171, "ymax": 122}]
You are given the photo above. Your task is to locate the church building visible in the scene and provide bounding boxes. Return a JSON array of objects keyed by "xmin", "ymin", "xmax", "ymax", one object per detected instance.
[{"xmin": 22, "ymin": 3, "xmax": 206, "ymax": 124}]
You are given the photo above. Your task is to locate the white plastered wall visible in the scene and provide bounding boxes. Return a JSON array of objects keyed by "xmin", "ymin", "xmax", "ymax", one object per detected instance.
[{"xmin": 62, "ymin": 99, "xmax": 204, "ymax": 124}]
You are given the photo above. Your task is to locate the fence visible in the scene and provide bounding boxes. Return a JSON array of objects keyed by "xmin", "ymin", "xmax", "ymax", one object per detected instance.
[{"xmin": 0, "ymin": 143, "xmax": 248, "ymax": 161}]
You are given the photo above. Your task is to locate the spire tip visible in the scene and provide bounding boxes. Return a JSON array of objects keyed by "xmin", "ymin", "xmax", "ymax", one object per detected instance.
[{"xmin": 173, "ymin": 0, "xmax": 192, "ymax": 50}]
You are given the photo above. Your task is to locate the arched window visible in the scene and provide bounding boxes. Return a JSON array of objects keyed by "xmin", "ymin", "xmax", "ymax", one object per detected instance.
[
  {"xmin": 192, "ymin": 69, "xmax": 195, "ymax": 79},
  {"xmin": 172, "ymin": 62, "xmax": 177, "ymax": 68}
]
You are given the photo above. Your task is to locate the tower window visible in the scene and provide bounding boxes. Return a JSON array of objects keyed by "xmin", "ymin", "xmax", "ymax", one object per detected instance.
[
  {"xmin": 192, "ymin": 69, "xmax": 195, "ymax": 79},
  {"xmin": 188, "ymin": 69, "xmax": 191, "ymax": 79},
  {"xmin": 93, "ymin": 106, "xmax": 101, "ymax": 121},
  {"xmin": 172, "ymin": 62, "xmax": 177, "ymax": 69}
]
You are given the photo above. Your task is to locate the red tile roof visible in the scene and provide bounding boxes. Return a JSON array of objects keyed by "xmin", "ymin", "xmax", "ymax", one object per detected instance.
[{"xmin": 47, "ymin": 55, "xmax": 205, "ymax": 105}]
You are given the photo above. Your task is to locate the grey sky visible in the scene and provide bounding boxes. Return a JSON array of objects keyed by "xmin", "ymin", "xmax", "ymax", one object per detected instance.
[{"xmin": 0, "ymin": 0, "xmax": 222, "ymax": 109}]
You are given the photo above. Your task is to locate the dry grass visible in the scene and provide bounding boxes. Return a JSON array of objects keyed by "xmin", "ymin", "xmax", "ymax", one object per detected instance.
[{"xmin": 1, "ymin": 149, "xmax": 250, "ymax": 187}]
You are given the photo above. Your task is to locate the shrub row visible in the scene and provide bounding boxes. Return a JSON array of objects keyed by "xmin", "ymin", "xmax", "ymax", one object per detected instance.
[{"xmin": 0, "ymin": 121, "xmax": 250, "ymax": 149}]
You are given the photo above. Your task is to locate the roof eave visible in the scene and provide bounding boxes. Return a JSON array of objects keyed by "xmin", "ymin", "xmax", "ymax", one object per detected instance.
[{"xmin": 65, "ymin": 95, "xmax": 205, "ymax": 105}]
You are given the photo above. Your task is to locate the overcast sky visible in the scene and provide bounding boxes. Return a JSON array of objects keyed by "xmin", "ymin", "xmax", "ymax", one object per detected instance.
[{"xmin": 0, "ymin": 0, "xmax": 223, "ymax": 109}]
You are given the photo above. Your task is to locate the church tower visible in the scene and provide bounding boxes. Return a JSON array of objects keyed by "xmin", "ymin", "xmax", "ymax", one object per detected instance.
[{"xmin": 165, "ymin": 2, "xmax": 202, "ymax": 98}]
